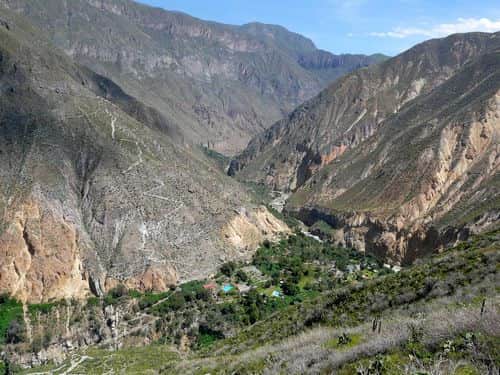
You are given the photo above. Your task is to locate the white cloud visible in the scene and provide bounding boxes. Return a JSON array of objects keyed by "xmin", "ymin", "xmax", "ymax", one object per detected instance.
[{"xmin": 369, "ymin": 17, "xmax": 500, "ymax": 39}]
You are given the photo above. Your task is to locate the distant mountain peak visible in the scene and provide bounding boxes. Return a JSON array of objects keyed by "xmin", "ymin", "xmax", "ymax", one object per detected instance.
[{"xmin": 0, "ymin": 0, "xmax": 385, "ymax": 155}]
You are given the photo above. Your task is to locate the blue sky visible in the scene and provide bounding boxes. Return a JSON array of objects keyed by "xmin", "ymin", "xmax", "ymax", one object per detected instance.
[{"xmin": 137, "ymin": 1, "xmax": 500, "ymax": 56}]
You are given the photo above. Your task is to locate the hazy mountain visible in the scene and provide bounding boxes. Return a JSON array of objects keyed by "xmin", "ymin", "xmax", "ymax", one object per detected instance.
[
  {"xmin": 0, "ymin": 0, "xmax": 386, "ymax": 155},
  {"xmin": 0, "ymin": 7, "xmax": 288, "ymax": 303},
  {"xmin": 234, "ymin": 32, "xmax": 500, "ymax": 262}
]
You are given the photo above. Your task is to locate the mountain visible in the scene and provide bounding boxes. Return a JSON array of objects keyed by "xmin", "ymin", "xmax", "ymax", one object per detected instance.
[
  {"xmin": 0, "ymin": 7, "xmax": 289, "ymax": 303},
  {"xmin": 234, "ymin": 32, "xmax": 500, "ymax": 263},
  {"xmin": 0, "ymin": 0, "xmax": 386, "ymax": 155}
]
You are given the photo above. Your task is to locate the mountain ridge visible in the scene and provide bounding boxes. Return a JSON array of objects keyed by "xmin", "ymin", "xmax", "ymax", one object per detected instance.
[
  {"xmin": 233, "ymin": 31, "xmax": 500, "ymax": 262},
  {"xmin": 0, "ymin": 6, "xmax": 289, "ymax": 303},
  {"xmin": 0, "ymin": 0, "xmax": 387, "ymax": 155}
]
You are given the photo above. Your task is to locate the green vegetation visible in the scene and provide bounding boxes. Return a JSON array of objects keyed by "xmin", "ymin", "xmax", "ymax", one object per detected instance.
[
  {"xmin": 0, "ymin": 295, "xmax": 23, "ymax": 345},
  {"xmin": 335, "ymin": 329, "xmax": 498, "ymax": 375},
  {"xmin": 137, "ymin": 291, "xmax": 171, "ymax": 309},
  {"xmin": 220, "ymin": 261, "xmax": 237, "ymax": 277},
  {"xmin": 134, "ymin": 231, "xmax": 383, "ymax": 348},
  {"xmin": 18, "ymin": 345, "xmax": 180, "ymax": 374},
  {"xmin": 197, "ymin": 325, "xmax": 225, "ymax": 349},
  {"xmin": 324, "ymin": 333, "xmax": 363, "ymax": 350},
  {"xmin": 28, "ymin": 301, "xmax": 61, "ymax": 317},
  {"xmin": 7, "ymin": 231, "xmax": 500, "ymax": 374},
  {"xmin": 206, "ymin": 230, "xmax": 499, "ymax": 354},
  {"xmin": 310, "ymin": 219, "xmax": 334, "ymax": 236},
  {"xmin": 253, "ymin": 231, "xmax": 382, "ymax": 285},
  {"xmin": 200, "ymin": 146, "xmax": 231, "ymax": 172},
  {"xmin": 266, "ymin": 206, "xmax": 302, "ymax": 230}
]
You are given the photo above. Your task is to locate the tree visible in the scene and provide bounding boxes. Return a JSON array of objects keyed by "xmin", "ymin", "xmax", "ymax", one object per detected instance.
[
  {"xmin": 6, "ymin": 318, "xmax": 26, "ymax": 344},
  {"xmin": 282, "ymin": 280, "xmax": 299, "ymax": 296},
  {"xmin": 235, "ymin": 270, "xmax": 248, "ymax": 283},
  {"xmin": 220, "ymin": 262, "xmax": 236, "ymax": 277}
]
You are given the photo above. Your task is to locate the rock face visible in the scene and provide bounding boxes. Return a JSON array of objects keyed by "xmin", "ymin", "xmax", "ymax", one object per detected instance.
[
  {"xmin": 222, "ymin": 206, "xmax": 291, "ymax": 256},
  {"xmin": 0, "ymin": 0, "xmax": 385, "ymax": 155},
  {"xmin": 235, "ymin": 32, "xmax": 500, "ymax": 188},
  {"xmin": 235, "ymin": 33, "xmax": 500, "ymax": 262},
  {"xmin": 0, "ymin": 196, "xmax": 89, "ymax": 302},
  {"xmin": 0, "ymin": 8, "xmax": 288, "ymax": 302}
]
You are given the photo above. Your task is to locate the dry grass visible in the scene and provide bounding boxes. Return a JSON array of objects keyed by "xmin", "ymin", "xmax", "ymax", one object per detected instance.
[{"xmin": 171, "ymin": 295, "xmax": 499, "ymax": 374}]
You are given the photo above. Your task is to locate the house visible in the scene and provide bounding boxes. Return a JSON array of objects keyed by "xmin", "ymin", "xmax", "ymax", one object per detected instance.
[
  {"xmin": 236, "ymin": 284, "xmax": 251, "ymax": 294},
  {"xmin": 203, "ymin": 282, "xmax": 217, "ymax": 290},
  {"xmin": 203, "ymin": 282, "xmax": 218, "ymax": 298}
]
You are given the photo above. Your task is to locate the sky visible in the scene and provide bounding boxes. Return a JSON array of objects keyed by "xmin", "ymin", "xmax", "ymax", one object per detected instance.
[{"xmin": 136, "ymin": 0, "xmax": 500, "ymax": 56}]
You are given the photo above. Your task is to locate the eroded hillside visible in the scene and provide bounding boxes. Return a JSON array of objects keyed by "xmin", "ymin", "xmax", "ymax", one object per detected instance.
[
  {"xmin": 234, "ymin": 32, "xmax": 500, "ymax": 263},
  {"xmin": 0, "ymin": 0, "xmax": 385, "ymax": 155},
  {"xmin": 0, "ymin": 8, "xmax": 288, "ymax": 303}
]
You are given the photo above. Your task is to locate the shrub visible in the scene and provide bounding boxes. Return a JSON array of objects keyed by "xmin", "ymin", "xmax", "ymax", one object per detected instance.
[
  {"xmin": 86, "ymin": 297, "xmax": 100, "ymax": 307},
  {"xmin": 152, "ymin": 293, "xmax": 186, "ymax": 314},
  {"xmin": 6, "ymin": 318, "xmax": 26, "ymax": 344},
  {"xmin": 235, "ymin": 270, "xmax": 249, "ymax": 283},
  {"xmin": 0, "ymin": 295, "xmax": 23, "ymax": 344},
  {"xmin": 220, "ymin": 262, "xmax": 237, "ymax": 277},
  {"xmin": 282, "ymin": 281, "xmax": 299, "ymax": 296},
  {"xmin": 110, "ymin": 284, "xmax": 128, "ymax": 299},
  {"xmin": 197, "ymin": 324, "xmax": 224, "ymax": 348},
  {"xmin": 28, "ymin": 302, "xmax": 59, "ymax": 316}
]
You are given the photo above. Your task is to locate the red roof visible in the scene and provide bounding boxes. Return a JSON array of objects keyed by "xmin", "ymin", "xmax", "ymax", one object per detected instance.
[{"xmin": 203, "ymin": 283, "xmax": 217, "ymax": 290}]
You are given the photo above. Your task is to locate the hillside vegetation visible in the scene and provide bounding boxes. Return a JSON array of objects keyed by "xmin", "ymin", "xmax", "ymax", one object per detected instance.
[{"xmin": 2, "ymin": 230, "xmax": 497, "ymax": 374}]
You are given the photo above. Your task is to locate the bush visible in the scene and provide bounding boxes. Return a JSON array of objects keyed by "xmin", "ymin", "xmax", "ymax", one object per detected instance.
[
  {"xmin": 197, "ymin": 324, "xmax": 224, "ymax": 348},
  {"xmin": 28, "ymin": 302, "xmax": 59, "ymax": 316},
  {"xmin": 0, "ymin": 295, "xmax": 23, "ymax": 344},
  {"xmin": 235, "ymin": 270, "xmax": 249, "ymax": 283},
  {"xmin": 6, "ymin": 318, "xmax": 26, "ymax": 344},
  {"xmin": 86, "ymin": 297, "xmax": 100, "ymax": 307},
  {"xmin": 181, "ymin": 281, "xmax": 207, "ymax": 302},
  {"xmin": 195, "ymin": 288, "xmax": 212, "ymax": 302},
  {"xmin": 152, "ymin": 293, "xmax": 186, "ymax": 314},
  {"xmin": 110, "ymin": 284, "xmax": 128, "ymax": 299},
  {"xmin": 282, "ymin": 281, "xmax": 299, "ymax": 296},
  {"xmin": 220, "ymin": 262, "xmax": 237, "ymax": 277}
]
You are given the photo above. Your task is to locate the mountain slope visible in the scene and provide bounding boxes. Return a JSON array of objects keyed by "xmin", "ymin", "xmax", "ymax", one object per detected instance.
[
  {"xmin": 234, "ymin": 32, "xmax": 500, "ymax": 262},
  {"xmin": 0, "ymin": 0, "xmax": 386, "ymax": 155},
  {"xmin": 235, "ymin": 32, "xmax": 500, "ymax": 186},
  {"xmin": 290, "ymin": 50, "xmax": 500, "ymax": 263},
  {"xmin": 0, "ymin": 7, "xmax": 288, "ymax": 303}
]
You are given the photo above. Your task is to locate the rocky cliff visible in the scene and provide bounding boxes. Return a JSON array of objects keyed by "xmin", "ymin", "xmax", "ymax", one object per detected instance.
[
  {"xmin": 0, "ymin": 0, "xmax": 385, "ymax": 155},
  {"xmin": 0, "ymin": 8, "xmax": 288, "ymax": 303},
  {"xmin": 235, "ymin": 33, "xmax": 500, "ymax": 263}
]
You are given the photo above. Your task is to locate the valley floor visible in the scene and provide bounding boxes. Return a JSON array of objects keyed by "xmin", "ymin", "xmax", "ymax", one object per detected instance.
[{"xmin": 2, "ymin": 229, "xmax": 498, "ymax": 375}]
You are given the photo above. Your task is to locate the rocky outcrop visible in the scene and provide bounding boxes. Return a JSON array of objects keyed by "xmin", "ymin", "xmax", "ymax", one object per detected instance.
[
  {"xmin": 105, "ymin": 265, "xmax": 178, "ymax": 293},
  {"xmin": 222, "ymin": 206, "xmax": 290, "ymax": 258},
  {"xmin": 293, "ymin": 207, "xmax": 469, "ymax": 265},
  {"xmin": 0, "ymin": 195, "xmax": 90, "ymax": 303},
  {"xmin": 283, "ymin": 49, "xmax": 500, "ymax": 262}
]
